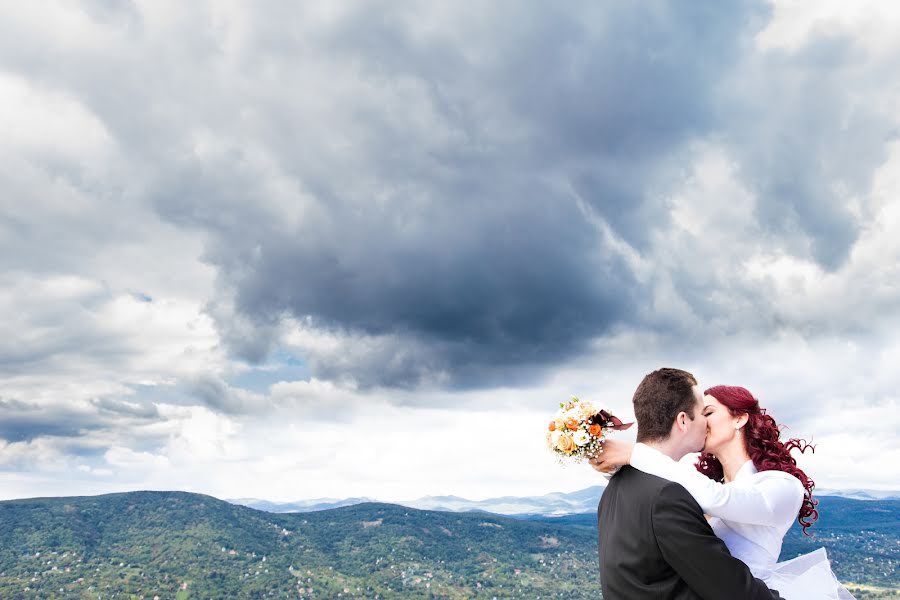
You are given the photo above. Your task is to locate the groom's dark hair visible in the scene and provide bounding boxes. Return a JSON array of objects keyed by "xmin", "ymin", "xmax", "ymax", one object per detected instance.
[{"xmin": 633, "ymin": 368, "xmax": 698, "ymax": 442}]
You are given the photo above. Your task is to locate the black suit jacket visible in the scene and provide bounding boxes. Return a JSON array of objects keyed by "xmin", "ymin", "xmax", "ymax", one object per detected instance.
[{"xmin": 597, "ymin": 466, "xmax": 782, "ymax": 600}]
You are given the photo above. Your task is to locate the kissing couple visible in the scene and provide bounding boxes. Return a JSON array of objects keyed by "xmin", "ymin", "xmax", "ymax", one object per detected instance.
[{"xmin": 590, "ymin": 368, "xmax": 855, "ymax": 599}]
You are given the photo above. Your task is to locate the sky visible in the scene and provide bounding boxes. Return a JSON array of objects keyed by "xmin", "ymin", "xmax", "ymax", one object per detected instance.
[{"xmin": 1, "ymin": 0, "xmax": 899, "ymax": 503}]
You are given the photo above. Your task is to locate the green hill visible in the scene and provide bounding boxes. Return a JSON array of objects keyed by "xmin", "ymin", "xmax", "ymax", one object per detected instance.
[
  {"xmin": 0, "ymin": 491, "xmax": 599, "ymax": 598},
  {"xmin": 0, "ymin": 491, "xmax": 896, "ymax": 598}
]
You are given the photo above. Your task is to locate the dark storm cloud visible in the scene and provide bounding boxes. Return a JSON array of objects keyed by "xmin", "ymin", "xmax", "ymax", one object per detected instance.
[
  {"xmin": 144, "ymin": 1, "xmax": 776, "ymax": 387},
  {"xmin": 0, "ymin": 396, "xmax": 160, "ymax": 444},
  {"xmin": 283, "ymin": 1, "xmax": 765, "ymax": 249},
  {"xmin": 0, "ymin": 399, "xmax": 110, "ymax": 443},
  {"xmin": 226, "ymin": 195, "xmax": 635, "ymax": 372}
]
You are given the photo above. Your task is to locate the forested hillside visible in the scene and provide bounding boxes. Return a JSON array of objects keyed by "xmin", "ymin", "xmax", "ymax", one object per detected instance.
[{"xmin": 0, "ymin": 492, "xmax": 896, "ymax": 598}]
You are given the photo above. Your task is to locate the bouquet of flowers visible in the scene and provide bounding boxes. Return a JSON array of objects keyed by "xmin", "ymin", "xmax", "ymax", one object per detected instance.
[{"xmin": 547, "ymin": 396, "xmax": 633, "ymax": 462}]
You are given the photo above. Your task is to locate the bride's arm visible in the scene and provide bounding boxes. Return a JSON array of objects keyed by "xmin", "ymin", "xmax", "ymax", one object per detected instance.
[{"xmin": 630, "ymin": 443, "xmax": 803, "ymax": 527}]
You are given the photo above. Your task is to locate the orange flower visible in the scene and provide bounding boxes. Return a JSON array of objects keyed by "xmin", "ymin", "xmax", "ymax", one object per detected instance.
[
  {"xmin": 556, "ymin": 434, "xmax": 576, "ymax": 454},
  {"xmin": 565, "ymin": 418, "xmax": 579, "ymax": 431},
  {"xmin": 588, "ymin": 424, "xmax": 602, "ymax": 436},
  {"xmin": 548, "ymin": 421, "xmax": 557, "ymax": 432}
]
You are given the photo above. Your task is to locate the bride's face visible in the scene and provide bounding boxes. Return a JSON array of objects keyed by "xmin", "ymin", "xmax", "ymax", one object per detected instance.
[{"xmin": 701, "ymin": 394, "xmax": 743, "ymax": 455}]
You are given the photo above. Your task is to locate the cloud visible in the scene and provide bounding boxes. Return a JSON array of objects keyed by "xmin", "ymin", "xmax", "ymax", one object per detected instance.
[
  {"xmin": 144, "ymin": 0, "xmax": 900, "ymax": 388},
  {"xmin": 91, "ymin": 397, "xmax": 160, "ymax": 420},
  {"xmin": 717, "ymin": 30, "xmax": 896, "ymax": 269},
  {"xmin": 104, "ymin": 446, "xmax": 170, "ymax": 471},
  {"xmin": 0, "ymin": 395, "xmax": 163, "ymax": 444},
  {"xmin": 2, "ymin": 1, "xmax": 900, "ymax": 499},
  {"xmin": 134, "ymin": 0, "xmax": 781, "ymax": 386},
  {"xmin": 6, "ymin": 0, "xmax": 896, "ymax": 391},
  {"xmin": 0, "ymin": 399, "xmax": 94, "ymax": 443},
  {"xmin": 185, "ymin": 375, "xmax": 266, "ymax": 415}
]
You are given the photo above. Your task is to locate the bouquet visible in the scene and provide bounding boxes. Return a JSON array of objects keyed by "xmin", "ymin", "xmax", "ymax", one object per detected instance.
[{"xmin": 546, "ymin": 396, "xmax": 633, "ymax": 462}]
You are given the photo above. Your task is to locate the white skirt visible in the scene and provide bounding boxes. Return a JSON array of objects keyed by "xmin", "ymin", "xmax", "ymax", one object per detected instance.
[{"xmin": 765, "ymin": 548, "xmax": 856, "ymax": 599}]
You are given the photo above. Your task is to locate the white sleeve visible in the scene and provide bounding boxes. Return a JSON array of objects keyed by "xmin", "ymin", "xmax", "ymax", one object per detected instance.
[{"xmin": 630, "ymin": 443, "xmax": 804, "ymax": 527}]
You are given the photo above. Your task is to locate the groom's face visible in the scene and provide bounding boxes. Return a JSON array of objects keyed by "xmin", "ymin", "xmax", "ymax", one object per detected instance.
[{"xmin": 684, "ymin": 385, "xmax": 708, "ymax": 453}]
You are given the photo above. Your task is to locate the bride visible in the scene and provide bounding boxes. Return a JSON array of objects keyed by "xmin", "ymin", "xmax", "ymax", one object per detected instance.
[{"xmin": 591, "ymin": 385, "xmax": 855, "ymax": 600}]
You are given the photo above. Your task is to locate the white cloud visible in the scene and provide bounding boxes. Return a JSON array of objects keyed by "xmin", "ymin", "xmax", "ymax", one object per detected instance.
[
  {"xmin": 0, "ymin": 72, "xmax": 112, "ymax": 162},
  {"xmin": 104, "ymin": 446, "xmax": 170, "ymax": 470},
  {"xmin": 758, "ymin": 0, "xmax": 900, "ymax": 52}
]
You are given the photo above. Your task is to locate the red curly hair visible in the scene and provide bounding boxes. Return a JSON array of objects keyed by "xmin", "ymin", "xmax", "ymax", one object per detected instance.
[{"xmin": 695, "ymin": 385, "xmax": 819, "ymax": 535}]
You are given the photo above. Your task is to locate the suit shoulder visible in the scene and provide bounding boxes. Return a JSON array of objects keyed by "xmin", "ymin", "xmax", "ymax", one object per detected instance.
[
  {"xmin": 606, "ymin": 466, "xmax": 680, "ymax": 496},
  {"xmin": 617, "ymin": 467, "xmax": 701, "ymax": 504},
  {"xmin": 652, "ymin": 479, "xmax": 704, "ymax": 514},
  {"xmin": 656, "ymin": 478, "xmax": 698, "ymax": 501}
]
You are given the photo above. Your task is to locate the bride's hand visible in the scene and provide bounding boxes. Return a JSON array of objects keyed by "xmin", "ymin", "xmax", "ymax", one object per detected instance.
[{"xmin": 588, "ymin": 440, "xmax": 635, "ymax": 474}]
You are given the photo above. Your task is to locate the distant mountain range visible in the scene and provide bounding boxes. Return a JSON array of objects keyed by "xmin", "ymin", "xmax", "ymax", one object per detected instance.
[
  {"xmin": 231, "ymin": 486, "xmax": 607, "ymax": 516},
  {"xmin": 814, "ymin": 488, "xmax": 900, "ymax": 501},
  {"xmin": 231, "ymin": 485, "xmax": 900, "ymax": 516}
]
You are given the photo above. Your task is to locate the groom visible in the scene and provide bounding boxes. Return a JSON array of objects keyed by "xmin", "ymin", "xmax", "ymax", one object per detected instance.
[{"xmin": 593, "ymin": 368, "xmax": 781, "ymax": 599}]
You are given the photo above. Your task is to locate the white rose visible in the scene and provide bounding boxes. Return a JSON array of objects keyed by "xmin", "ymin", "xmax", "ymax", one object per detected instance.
[
  {"xmin": 549, "ymin": 430, "xmax": 562, "ymax": 447},
  {"xmin": 572, "ymin": 430, "xmax": 590, "ymax": 446}
]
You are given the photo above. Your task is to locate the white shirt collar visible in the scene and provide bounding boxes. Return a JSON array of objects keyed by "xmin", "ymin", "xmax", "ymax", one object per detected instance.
[{"xmin": 735, "ymin": 459, "xmax": 758, "ymax": 480}]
